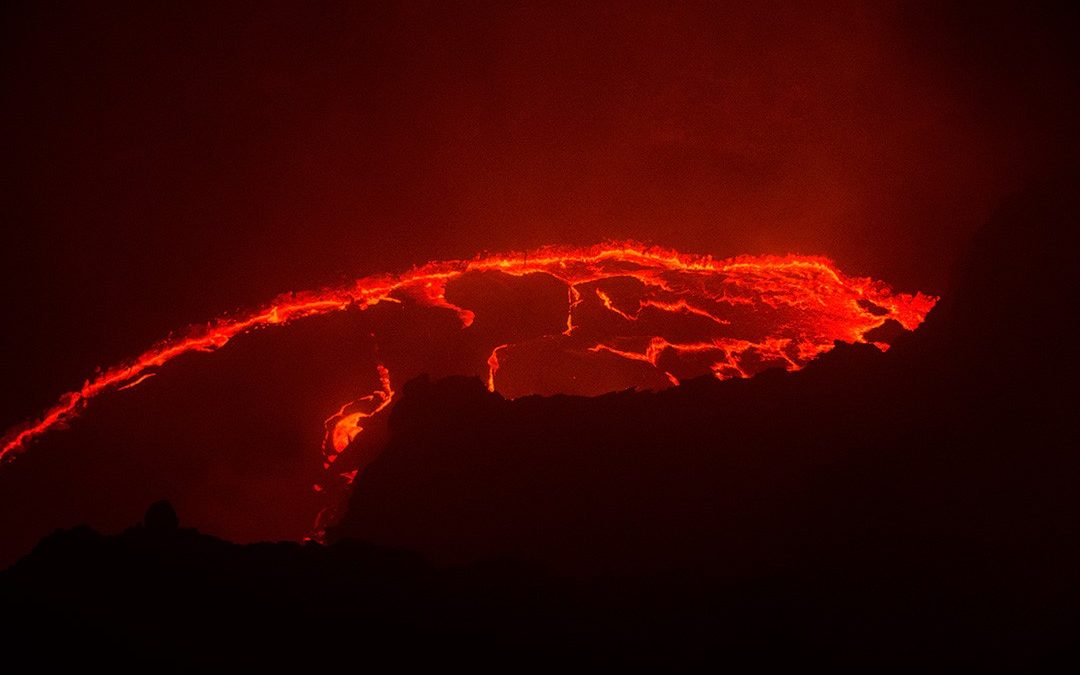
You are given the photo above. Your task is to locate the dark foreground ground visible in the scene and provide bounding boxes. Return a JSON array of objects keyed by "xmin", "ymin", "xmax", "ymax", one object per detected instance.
[{"xmin": 2, "ymin": 181, "xmax": 1077, "ymax": 671}]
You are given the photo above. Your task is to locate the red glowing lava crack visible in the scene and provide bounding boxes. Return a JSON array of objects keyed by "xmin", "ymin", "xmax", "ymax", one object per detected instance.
[{"xmin": 1, "ymin": 243, "xmax": 938, "ymax": 529}]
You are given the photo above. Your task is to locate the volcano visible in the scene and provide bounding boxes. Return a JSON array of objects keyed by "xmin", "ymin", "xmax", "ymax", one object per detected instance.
[
  {"xmin": 2, "ymin": 0, "xmax": 1077, "ymax": 669},
  {"xmin": 2, "ymin": 181, "xmax": 1077, "ymax": 670}
]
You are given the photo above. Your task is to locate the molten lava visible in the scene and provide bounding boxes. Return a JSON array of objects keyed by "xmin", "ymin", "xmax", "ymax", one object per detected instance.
[{"xmin": 0, "ymin": 243, "xmax": 937, "ymax": 534}]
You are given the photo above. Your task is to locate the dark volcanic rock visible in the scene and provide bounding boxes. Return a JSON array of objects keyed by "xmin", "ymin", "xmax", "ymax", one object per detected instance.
[{"xmin": 143, "ymin": 499, "xmax": 180, "ymax": 531}]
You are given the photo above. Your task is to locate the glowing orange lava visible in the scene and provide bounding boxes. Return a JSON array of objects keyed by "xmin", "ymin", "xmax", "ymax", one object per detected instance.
[{"xmin": 1, "ymin": 244, "xmax": 938, "ymax": 519}]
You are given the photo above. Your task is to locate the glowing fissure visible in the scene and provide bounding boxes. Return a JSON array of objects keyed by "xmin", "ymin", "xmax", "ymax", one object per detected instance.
[
  {"xmin": 486, "ymin": 344, "xmax": 510, "ymax": 393},
  {"xmin": 2, "ymin": 243, "xmax": 936, "ymax": 462},
  {"xmin": 1, "ymin": 242, "xmax": 937, "ymax": 532}
]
